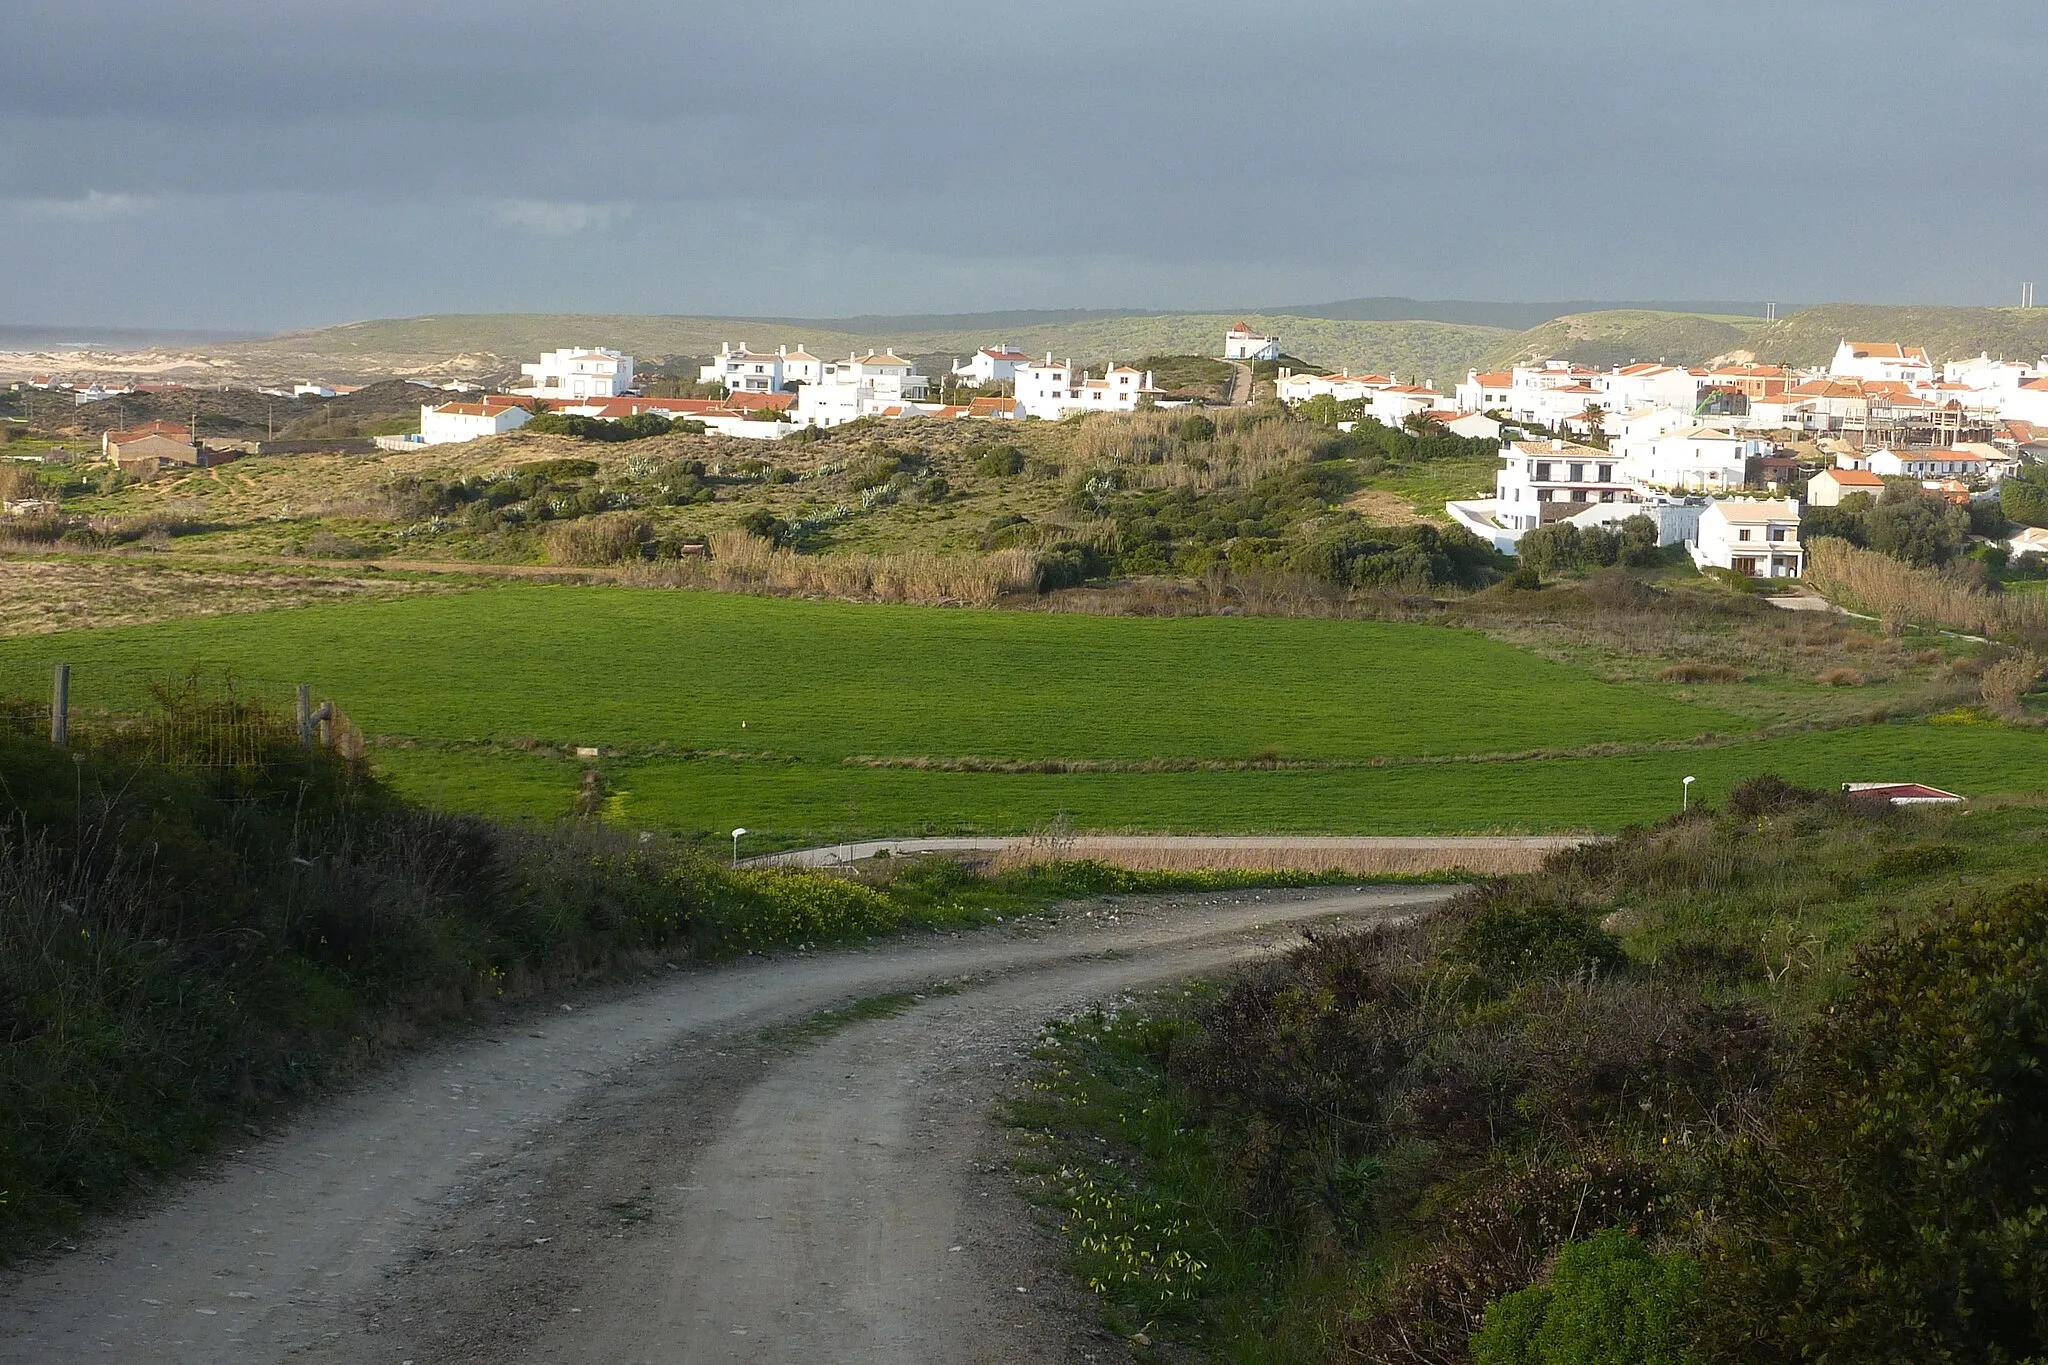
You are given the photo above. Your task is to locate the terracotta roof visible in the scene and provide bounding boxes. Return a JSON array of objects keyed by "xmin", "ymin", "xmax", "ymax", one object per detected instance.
[
  {"xmin": 107, "ymin": 420, "xmax": 192, "ymax": 442},
  {"xmin": 1817, "ymin": 468, "xmax": 1884, "ymax": 486},
  {"xmin": 1471, "ymin": 371, "xmax": 1513, "ymax": 387},
  {"xmin": 1844, "ymin": 341, "xmax": 1931, "ymax": 364},
  {"xmin": 967, "ymin": 396, "xmax": 1019, "ymax": 416}
]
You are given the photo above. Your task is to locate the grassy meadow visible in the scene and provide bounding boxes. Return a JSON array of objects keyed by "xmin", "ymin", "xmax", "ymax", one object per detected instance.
[{"xmin": 4, "ymin": 584, "xmax": 2042, "ymax": 843}]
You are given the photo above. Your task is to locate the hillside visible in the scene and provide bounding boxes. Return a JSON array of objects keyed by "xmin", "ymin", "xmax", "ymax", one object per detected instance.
[
  {"xmin": 1479, "ymin": 309, "xmax": 1770, "ymax": 370},
  {"xmin": 217, "ymin": 312, "xmax": 1513, "ymax": 389},
  {"xmin": 1749, "ymin": 303, "xmax": 2048, "ymax": 368}
]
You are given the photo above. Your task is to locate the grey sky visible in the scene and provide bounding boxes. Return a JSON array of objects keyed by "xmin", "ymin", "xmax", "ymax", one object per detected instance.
[{"xmin": 3, "ymin": 0, "xmax": 2043, "ymax": 330}]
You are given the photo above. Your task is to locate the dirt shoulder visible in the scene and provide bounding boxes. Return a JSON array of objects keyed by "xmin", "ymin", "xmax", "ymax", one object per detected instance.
[{"xmin": 0, "ymin": 885, "xmax": 1446, "ymax": 1364}]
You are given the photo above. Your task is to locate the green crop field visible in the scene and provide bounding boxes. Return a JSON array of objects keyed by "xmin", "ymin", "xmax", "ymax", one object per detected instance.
[{"xmin": 4, "ymin": 586, "xmax": 2042, "ymax": 842}]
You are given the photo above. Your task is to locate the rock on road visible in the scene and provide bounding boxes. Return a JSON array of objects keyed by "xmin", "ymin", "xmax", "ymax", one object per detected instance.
[{"xmin": 0, "ymin": 884, "xmax": 1449, "ymax": 1364}]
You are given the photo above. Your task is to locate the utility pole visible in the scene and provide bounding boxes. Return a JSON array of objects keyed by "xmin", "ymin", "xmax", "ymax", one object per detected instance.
[{"xmin": 50, "ymin": 664, "xmax": 69, "ymax": 748}]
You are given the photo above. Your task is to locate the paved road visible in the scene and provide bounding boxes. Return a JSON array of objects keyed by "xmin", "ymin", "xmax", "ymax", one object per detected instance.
[
  {"xmin": 1224, "ymin": 360, "xmax": 1253, "ymax": 406},
  {"xmin": 0, "ymin": 885, "xmax": 1448, "ymax": 1364},
  {"xmin": 745, "ymin": 833, "xmax": 1586, "ymax": 870}
]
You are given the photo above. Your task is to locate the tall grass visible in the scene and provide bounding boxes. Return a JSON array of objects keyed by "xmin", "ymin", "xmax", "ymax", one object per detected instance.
[
  {"xmin": 988, "ymin": 838, "xmax": 1558, "ymax": 878},
  {"xmin": 1065, "ymin": 408, "xmax": 1336, "ymax": 492},
  {"xmin": 1805, "ymin": 537, "xmax": 2047, "ymax": 642},
  {"xmin": 625, "ymin": 530, "xmax": 1044, "ymax": 605}
]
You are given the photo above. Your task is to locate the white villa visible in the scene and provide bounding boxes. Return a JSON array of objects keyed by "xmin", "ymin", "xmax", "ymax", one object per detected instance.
[
  {"xmin": 699, "ymin": 343, "xmax": 831, "ymax": 393},
  {"xmin": 1618, "ymin": 424, "xmax": 1770, "ymax": 493},
  {"xmin": 1691, "ymin": 499, "xmax": 1803, "ymax": 578},
  {"xmin": 951, "ymin": 345, "xmax": 1030, "ymax": 387},
  {"xmin": 793, "ymin": 352, "xmax": 932, "ymax": 428},
  {"xmin": 1456, "ymin": 370, "xmax": 1515, "ymax": 414},
  {"xmin": 1013, "ymin": 355, "xmax": 1159, "ymax": 420},
  {"xmin": 418, "ymin": 397, "xmax": 532, "ymax": 445},
  {"xmin": 514, "ymin": 347, "xmax": 634, "ymax": 400},
  {"xmin": 1866, "ymin": 448, "xmax": 1995, "ymax": 480},
  {"xmin": 1829, "ymin": 340, "xmax": 1934, "ymax": 386},
  {"xmin": 1489, "ymin": 439, "xmax": 1638, "ymax": 533},
  {"xmin": 1222, "ymin": 322, "xmax": 1281, "ymax": 362}
]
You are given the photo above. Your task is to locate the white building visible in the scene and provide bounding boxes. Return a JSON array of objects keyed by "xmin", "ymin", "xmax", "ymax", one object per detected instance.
[
  {"xmin": 1490, "ymin": 439, "xmax": 1638, "ymax": 533},
  {"xmin": 1275, "ymin": 370, "xmax": 1395, "ymax": 405},
  {"xmin": 698, "ymin": 343, "xmax": 833, "ymax": 393},
  {"xmin": 1806, "ymin": 467, "xmax": 1886, "ymax": 506},
  {"xmin": 1013, "ymin": 355, "xmax": 1158, "ymax": 420},
  {"xmin": 793, "ymin": 352, "xmax": 933, "ymax": 428},
  {"xmin": 1599, "ymin": 362, "xmax": 1702, "ymax": 415},
  {"xmin": 1618, "ymin": 424, "xmax": 1769, "ymax": 493},
  {"xmin": 1456, "ymin": 369, "xmax": 1515, "ymax": 414},
  {"xmin": 1867, "ymin": 448, "xmax": 1994, "ymax": 480},
  {"xmin": 515, "ymin": 347, "xmax": 634, "ymax": 400},
  {"xmin": 1829, "ymin": 340, "xmax": 1934, "ymax": 386},
  {"xmin": 951, "ymin": 345, "xmax": 1030, "ymax": 387},
  {"xmin": 1366, "ymin": 384, "xmax": 1453, "ymax": 429},
  {"xmin": 419, "ymin": 397, "xmax": 532, "ymax": 445},
  {"xmin": 1691, "ymin": 499, "xmax": 1803, "ymax": 578},
  {"xmin": 2000, "ymin": 378, "xmax": 2048, "ymax": 427},
  {"xmin": 1222, "ymin": 322, "xmax": 1281, "ymax": 362}
]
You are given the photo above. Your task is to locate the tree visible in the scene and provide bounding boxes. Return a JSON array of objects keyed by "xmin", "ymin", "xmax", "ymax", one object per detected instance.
[
  {"xmin": 1695, "ymin": 882, "xmax": 2048, "ymax": 1364},
  {"xmin": 1867, "ymin": 486, "xmax": 1959, "ymax": 566},
  {"xmin": 2002, "ymin": 471, "xmax": 2048, "ymax": 528}
]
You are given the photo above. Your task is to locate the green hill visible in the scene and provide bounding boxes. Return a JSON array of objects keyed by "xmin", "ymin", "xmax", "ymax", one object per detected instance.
[
  {"xmin": 1479, "ymin": 309, "xmax": 1770, "ymax": 371},
  {"xmin": 1749, "ymin": 304, "xmax": 2048, "ymax": 368}
]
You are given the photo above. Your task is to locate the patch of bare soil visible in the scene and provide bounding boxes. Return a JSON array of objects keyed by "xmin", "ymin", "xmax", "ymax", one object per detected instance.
[{"xmin": 0, "ymin": 556, "xmax": 450, "ymax": 637}]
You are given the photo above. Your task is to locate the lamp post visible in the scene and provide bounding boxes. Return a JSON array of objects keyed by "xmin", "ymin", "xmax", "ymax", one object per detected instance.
[
  {"xmin": 1682, "ymin": 776, "xmax": 1697, "ymax": 811},
  {"xmin": 731, "ymin": 827, "xmax": 748, "ymax": 867}
]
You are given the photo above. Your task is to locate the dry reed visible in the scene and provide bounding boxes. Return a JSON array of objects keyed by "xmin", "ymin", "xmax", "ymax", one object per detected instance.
[
  {"xmin": 623, "ymin": 531, "xmax": 1043, "ymax": 606},
  {"xmin": 1805, "ymin": 537, "xmax": 2047, "ymax": 642}
]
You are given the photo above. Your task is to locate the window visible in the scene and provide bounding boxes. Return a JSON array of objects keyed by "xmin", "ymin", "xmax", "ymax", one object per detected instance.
[
  {"xmin": 1535, "ymin": 462, "xmax": 1553, "ymax": 480},
  {"xmin": 1738, "ymin": 528, "xmax": 1752, "ymax": 541},
  {"xmin": 1598, "ymin": 464, "xmax": 1612, "ymax": 481},
  {"xmin": 1569, "ymin": 463, "xmax": 1584, "ymax": 481}
]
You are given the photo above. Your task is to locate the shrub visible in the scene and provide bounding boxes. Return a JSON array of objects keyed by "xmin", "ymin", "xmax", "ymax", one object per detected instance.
[
  {"xmin": 970, "ymin": 443, "xmax": 1025, "ymax": 477},
  {"xmin": 541, "ymin": 512, "xmax": 651, "ymax": 565},
  {"xmin": 1695, "ymin": 882, "xmax": 2048, "ymax": 1364},
  {"xmin": 1657, "ymin": 663, "xmax": 1744, "ymax": 684},
  {"xmin": 1867, "ymin": 485, "xmax": 1962, "ymax": 567},
  {"xmin": 1980, "ymin": 651, "xmax": 2042, "ymax": 717},
  {"xmin": 1176, "ymin": 414, "xmax": 1217, "ymax": 444},
  {"xmin": 1471, "ymin": 1229, "xmax": 1701, "ymax": 1365},
  {"xmin": 1815, "ymin": 667, "xmax": 1864, "ymax": 687},
  {"xmin": 1452, "ymin": 893, "xmax": 1628, "ymax": 990},
  {"xmin": 302, "ymin": 531, "xmax": 373, "ymax": 559},
  {"xmin": 737, "ymin": 509, "xmax": 791, "ymax": 546}
]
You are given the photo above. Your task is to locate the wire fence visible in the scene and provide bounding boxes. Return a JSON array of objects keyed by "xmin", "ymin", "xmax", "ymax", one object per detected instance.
[{"xmin": 0, "ymin": 663, "xmax": 364, "ymax": 770}]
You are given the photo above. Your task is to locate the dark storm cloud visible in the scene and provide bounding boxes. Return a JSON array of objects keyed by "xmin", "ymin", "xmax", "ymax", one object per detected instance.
[{"xmin": 2, "ymin": 0, "xmax": 2044, "ymax": 328}]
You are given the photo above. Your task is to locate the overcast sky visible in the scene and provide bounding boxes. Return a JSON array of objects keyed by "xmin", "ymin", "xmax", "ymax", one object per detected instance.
[{"xmin": 3, "ymin": 0, "xmax": 2044, "ymax": 331}]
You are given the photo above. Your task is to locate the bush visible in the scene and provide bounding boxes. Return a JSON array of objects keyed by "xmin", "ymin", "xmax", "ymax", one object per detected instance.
[
  {"xmin": 1868, "ymin": 486, "xmax": 1962, "ymax": 567},
  {"xmin": 737, "ymin": 509, "xmax": 790, "ymax": 546},
  {"xmin": 970, "ymin": 443, "xmax": 1025, "ymax": 477},
  {"xmin": 1471, "ymin": 1229, "xmax": 1700, "ymax": 1365},
  {"xmin": 1695, "ymin": 882, "xmax": 2048, "ymax": 1364},
  {"xmin": 1452, "ymin": 893, "xmax": 1627, "ymax": 990},
  {"xmin": 1176, "ymin": 414, "xmax": 1217, "ymax": 444},
  {"xmin": 541, "ymin": 512, "xmax": 651, "ymax": 565}
]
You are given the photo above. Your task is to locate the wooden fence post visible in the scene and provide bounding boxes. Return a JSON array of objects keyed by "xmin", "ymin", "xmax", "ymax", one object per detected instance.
[
  {"xmin": 297, "ymin": 683, "xmax": 313, "ymax": 750},
  {"xmin": 50, "ymin": 663, "xmax": 69, "ymax": 748}
]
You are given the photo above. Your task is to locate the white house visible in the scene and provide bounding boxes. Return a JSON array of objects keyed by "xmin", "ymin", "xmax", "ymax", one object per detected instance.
[
  {"xmin": 1599, "ymin": 363, "xmax": 1702, "ymax": 415},
  {"xmin": 1455, "ymin": 370, "xmax": 1515, "ymax": 414},
  {"xmin": 1443, "ymin": 412, "xmax": 1503, "ymax": 441},
  {"xmin": 1691, "ymin": 499, "xmax": 1803, "ymax": 578},
  {"xmin": 793, "ymin": 352, "xmax": 933, "ymax": 428},
  {"xmin": 1867, "ymin": 448, "xmax": 1994, "ymax": 480},
  {"xmin": 1013, "ymin": 355, "xmax": 1158, "ymax": 420},
  {"xmin": 951, "ymin": 345, "xmax": 1030, "ymax": 387},
  {"xmin": 2009, "ymin": 526, "xmax": 2048, "ymax": 562},
  {"xmin": 1806, "ymin": 466, "xmax": 1886, "ymax": 506},
  {"xmin": 1222, "ymin": 322, "xmax": 1281, "ymax": 362},
  {"xmin": 419, "ymin": 397, "xmax": 532, "ymax": 445},
  {"xmin": 1366, "ymin": 384, "xmax": 1453, "ymax": 429},
  {"xmin": 515, "ymin": 347, "xmax": 634, "ymax": 400},
  {"xmin": 1829, "ymin": 340, "xmax": 1934, "ymax": 386},
  {"xmin": 1491, "ymin": 439, "xmax": 1638, "ymax": 532},
  {"xmin": 1275, "ymin": 370, "xmax": 1396, "ymax": 405},
  {"xmin": 1618, "ymin": 424, "xmax": 1768, "ymax": 493}
]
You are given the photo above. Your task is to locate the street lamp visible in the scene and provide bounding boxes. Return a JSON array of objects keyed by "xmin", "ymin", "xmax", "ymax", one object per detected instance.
[
  {"xmin": 731, "ymin": 827, "xmax": 748, "ymax": 867},
  {"xmin": 1682, "ymin": 776, "xmax": 1697, "ymax": 811}
]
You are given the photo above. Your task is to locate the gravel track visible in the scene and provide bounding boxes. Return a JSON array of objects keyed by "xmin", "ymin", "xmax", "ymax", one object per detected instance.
[{"xmin": 0, "ymin": 885, "xmax": 1448, "ymax": 1363}]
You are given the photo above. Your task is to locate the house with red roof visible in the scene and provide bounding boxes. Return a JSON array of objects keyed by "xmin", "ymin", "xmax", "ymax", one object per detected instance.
[{"xmin": 1222, "ymin": 322, "xmax": 1280, "ymax": 362}]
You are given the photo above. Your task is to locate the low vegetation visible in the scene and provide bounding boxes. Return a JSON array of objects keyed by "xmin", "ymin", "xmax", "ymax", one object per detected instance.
[
  {"xmin": 0, "ymin": 717, "xmax": 1355, "ymax": 1261},
  {"xmin": 1015, "ymin": 780, "xmax": 2048, "ymax": 1361}
]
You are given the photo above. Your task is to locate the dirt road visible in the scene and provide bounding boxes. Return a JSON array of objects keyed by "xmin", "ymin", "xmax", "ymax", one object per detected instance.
[{"xmin": 0, "ymin": 884, "xmax": 1447, "ymax": 1363}]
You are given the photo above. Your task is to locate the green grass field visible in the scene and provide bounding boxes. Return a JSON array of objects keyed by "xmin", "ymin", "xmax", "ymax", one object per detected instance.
[{"xmin": 4, "ymin": 585, "xmax": 2042, "ymax": 841}]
